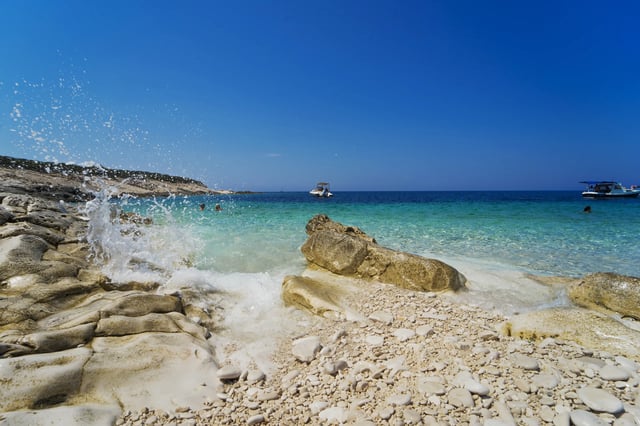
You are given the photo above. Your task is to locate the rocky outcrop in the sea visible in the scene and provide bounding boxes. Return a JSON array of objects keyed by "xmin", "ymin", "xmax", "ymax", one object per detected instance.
[
  {"xmin": 0, "ymin": 192, "xmax": 220, "ymax": 423},
  {"xmin": 568, "ymin": 272, "xmax": 640, "ymax": 320},
  {"xmin": 299, "ymin": 214, "xmax": 467, "ymax": 293}
]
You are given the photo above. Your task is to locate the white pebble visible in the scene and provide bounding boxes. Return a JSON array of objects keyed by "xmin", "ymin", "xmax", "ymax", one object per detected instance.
[{"xmin": 577, "ymin": 387, "xmax": 624, "ymax": 414}]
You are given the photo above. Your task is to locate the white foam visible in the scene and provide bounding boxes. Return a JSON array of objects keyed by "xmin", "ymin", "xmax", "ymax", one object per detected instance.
[{"xmin": 433, "ymin": 253, "xmax": 569, "ymax": 316}]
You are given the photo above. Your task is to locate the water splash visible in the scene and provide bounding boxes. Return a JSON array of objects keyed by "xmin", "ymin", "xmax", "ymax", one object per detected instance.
[{"xmin": 7, "ymin": 72, "xmax": 148, "ymax": 166}]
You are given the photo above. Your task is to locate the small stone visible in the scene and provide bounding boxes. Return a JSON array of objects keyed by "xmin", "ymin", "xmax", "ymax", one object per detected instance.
[
  {"xmin": 577, "ymin": 387, "xmax": 624, "ymax": 414},
  {"xmin": 416, "ymin": 325, "xmax": 434, "ymax": 337},
  {"xmin": 257, "ymin": 390, "xmax": 280, "ymax": 401},
  {"xmin": 369, "ymin": 310, "xmax": 394, "ymax": 325},
  {"xmin": 387, "ymin": 393, "xmax": 412, "ymax": 406},
  {"xmin": 292, "ymin": 336, "xmax": 322, "ymax": 362},
  {"xmin": 448, "ymin": 388, "xmax": 474, "ymax": 408},
  {"xmin": 309, "ymin": 401, "xmax": 329, "ymax": 414},
  {"xmin": 247, "ymin": 414, "xmax": 265, "ymax": 425},
  {"xmin": 599, "ymin": 365, "xmax": 630, "ymax": 381},
  {"xmin": 531, "ymin": 373, "xmax": 559, "ymax": 389},
  {"xmin": 217, "ymin": 365, "xmax": 242, "ymax": 381},
  {"xmin": 246, "ymin": 369, "xmax": 265, "ymax": 384},
  {"xmin": 417, "ymin": 379, "xmax": 445, "ymax": 395},
  {"xmin": 403, "ymin": 408, "xmax": 422, "ymax": 424},
  {"xmin": 512, "ymin": 354, "xmax": 540, "ymax": 371},
  {"xmin": 393, "ymin": 328, "xmax": 415, "ymax": 342},
  {"xmin": 378, "ymin": 406, "xmax": 395, "ymax": 420},
  {"xmin": 514, "ymin": 378, "xmax": 531, "ymax": 393},
  {"xmin": 365, "ymin": 335, "xmax": 384, "ymax": 346},
  {"xmin": 615, "ymin": 413, "xmax": 640, "ymax": 426},
  {"xmin": 569, "ymin": 409, "xmax": 608, "ymax": 426},
  {"xmin": 323, "ymin": 359, "xmax": 348, "ymax": 376},
  {"xmin": 464, "ymin": 379, "xmax": 490, "ymax": 396},
  {"xmin": 319, "ymin": 407, "xmax": 349, "ymax": 424}
]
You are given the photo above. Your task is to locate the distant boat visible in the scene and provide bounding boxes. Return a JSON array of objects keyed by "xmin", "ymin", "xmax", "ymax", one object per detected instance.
[
  {"xmin": 309, "ymin": 182, "xmax": 333, "ymax": 197},
  {"xmin": 580, "ymin": 181, "xmax": 640, "ymax": 198}
]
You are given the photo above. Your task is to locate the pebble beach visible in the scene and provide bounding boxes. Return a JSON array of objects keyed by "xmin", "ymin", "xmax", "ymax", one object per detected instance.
[{"xmin": 115, "ymin": 273, "xmax": 640, "ymax": 426}]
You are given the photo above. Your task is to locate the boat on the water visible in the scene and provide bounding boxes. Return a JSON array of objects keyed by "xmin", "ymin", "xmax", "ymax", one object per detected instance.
[
  {"xmin": 580, "ymin": 181, "xmax": 640, "ymax": 198},
  {"xmin": 309, "ymin": 182, "xmax": 333, "ymax": 197}
]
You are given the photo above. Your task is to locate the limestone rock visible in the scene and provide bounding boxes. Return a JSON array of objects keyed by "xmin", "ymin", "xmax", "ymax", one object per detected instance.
[
  {"xmin": 217, "ymin": 365, "xmax": 242, "ymax": 381},
  {"xmin": 0, "ymin": 347, "xmax": 92, "ymax": 412},
  {"xmin": 300, "ymin": 214, "xmax": 466, "ymax": 293},
  {"xmin": 569, "ymin": 272, "xmax": 640, "ymax": 320},
  {"xmin": 0, "ymin": 221, "xmax": 66, "ymax": 246},
  {"xmin": 292, "ymin": 336, "xmax": 322, "ymax": 362},
  {"xmin": 2, "ymin": 323, "xmax": 95, "ymax": 354},
  {"xmin": 0, "ymin": 205, "xmax": 14, "ymax": 225},
  {"xmin": 502, "ymin": 307, "xmax": 640, "ymax": 359},
  {"xmin": 302, "ymin": 230, "xmax": 369, "ymax": 275},
  {"xmin": 0, "ymin": 404, "xmax": 121, "ymax": 426},
  {"xmin": 80, "ymin": 332, "xmax": 218, "ymax": 412},
  {"xmin": 282, "ymin": 275, "xmax": 346, "ymax": 316}
]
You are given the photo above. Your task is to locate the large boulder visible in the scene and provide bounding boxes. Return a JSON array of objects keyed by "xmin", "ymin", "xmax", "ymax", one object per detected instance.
[
  {"xmin": 568, "ymin": 273, "xmax": 640, "ymax": 320},
  {"xmin": 301, "ymin": 214, "xmax": 466, "ymax": 292}
]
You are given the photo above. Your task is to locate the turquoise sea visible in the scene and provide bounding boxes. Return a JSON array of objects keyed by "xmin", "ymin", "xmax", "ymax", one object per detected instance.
[{"xmin": 86, "ymin": 190, "xmax": 640, "ymax": 328}]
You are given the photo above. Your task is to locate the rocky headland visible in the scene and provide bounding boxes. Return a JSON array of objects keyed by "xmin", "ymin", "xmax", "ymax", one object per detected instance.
[
  {"xmin": 0, "ymin": 155, "xmax": 226, "ymax": 201},
  {"xmin": 1, "ymin": 156, "xmax": 640, "ymax": 426}
]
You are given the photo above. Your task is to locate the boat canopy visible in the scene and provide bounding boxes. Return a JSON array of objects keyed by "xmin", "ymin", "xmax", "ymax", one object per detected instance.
[{"xmin": 580, "ymin": 181, "xmax": 617, "ymax": 185}]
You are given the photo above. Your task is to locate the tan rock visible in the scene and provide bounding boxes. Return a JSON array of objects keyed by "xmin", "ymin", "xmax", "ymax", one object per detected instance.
[
  {"xmin": 300, "ymin": 215, "xmax": 466, "ymax": 293},
  {"xmin": 95, "ymin": 312, "xmax": 208, "ymax": 341},
  {"xmin": 0, "ymin": 222, "xmax": 66, "ymax": 246},
  {"xmin": 282, "ymin": 275, "xmax": 347, "ymax": 316},
  {"xmin": 568, "ymin": 272, "xmax": 640, "ymax": 320},
  {"xmin": 37, "ymin": 291, "xmax": 181, "ymax": 330},
  {"xmin": 358, "ymin": 247, "xmax": 466, "ymax": 292},
  {"xmin": 0, "ymin": 404, "xmax": 121, "ymax": 426},
  {"xmin": 79, "ymin": 333, "xmax": 219, "ymax": 411},
  {"xmin": 0, "ymin": 347, "xmax": 92, "ymax": 412},
  {"xmin": 9, "ymin": 323, "xmax": 95, "ymax": 354},
  {"xmin": 502, "ymin": 307, "xmax": 640, "ymax": 358}
]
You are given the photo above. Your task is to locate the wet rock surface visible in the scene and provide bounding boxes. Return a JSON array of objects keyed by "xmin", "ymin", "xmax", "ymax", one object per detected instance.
[{"xmin": 0, "ymin": 159, "xmax": 221, "ymax": 423}]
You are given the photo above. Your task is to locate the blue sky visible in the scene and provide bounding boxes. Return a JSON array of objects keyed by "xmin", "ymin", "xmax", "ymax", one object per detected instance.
[{"xmin": 1, "ymin": 1, "xmax": 639, "ymax": 191}]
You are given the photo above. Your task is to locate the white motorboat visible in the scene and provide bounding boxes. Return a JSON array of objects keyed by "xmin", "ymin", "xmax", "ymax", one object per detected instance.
[
  {"xmin": 580, "ymin": 181, "xmax": 640, "ymax": 198},
  {"xmin": 309, "ymin": 182, "xmax": 333, "ymax": 197}
]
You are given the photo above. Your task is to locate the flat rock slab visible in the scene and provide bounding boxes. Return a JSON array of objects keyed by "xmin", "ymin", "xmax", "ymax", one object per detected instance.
[
  {"xmin": 0, "ymin": 347, "xmax": 92, "ymax": 412},
  {"xmin": 502, "ymin": 307, "xmax": 640, "ymax": 359},
  {"xmin": 569, "ymin": 272, "xmax": 640, "ymax": 320},
  {"xmin": 0, "ymin": 403, "xmax": 121, "ymax": 426},
  {"xmin": 81, "ymin": 332, "xmax": 219, "ymax": 412}
]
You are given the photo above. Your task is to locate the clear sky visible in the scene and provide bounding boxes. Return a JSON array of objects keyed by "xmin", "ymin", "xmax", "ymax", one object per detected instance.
[{"xmin": 1, "ymin": 1, "xmax": 638, "ymax": 191}]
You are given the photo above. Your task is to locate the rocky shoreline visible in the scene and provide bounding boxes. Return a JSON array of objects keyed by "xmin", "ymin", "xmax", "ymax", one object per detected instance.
[
  {"xmin": 1, "ymin": 157, "xmax": 640, "ymax": 425},
  {"xmin": 0, "ymin": 155, "xmax": 228, "ymax": 200}
]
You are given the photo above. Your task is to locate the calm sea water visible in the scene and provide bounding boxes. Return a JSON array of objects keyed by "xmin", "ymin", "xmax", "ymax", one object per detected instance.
[{"xmin": 87, "ymin": 191, "xmax": 640, "ymax": 320}]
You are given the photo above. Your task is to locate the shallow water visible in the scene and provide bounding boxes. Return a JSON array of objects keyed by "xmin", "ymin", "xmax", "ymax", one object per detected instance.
[{"xmin": 85, "ymin": 190, "xmax": 640, "ymax": 345}]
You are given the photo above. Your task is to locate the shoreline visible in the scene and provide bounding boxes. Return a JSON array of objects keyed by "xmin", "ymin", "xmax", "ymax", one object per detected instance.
[{"xmin": 1, "ymin": 158, "xmax": 640, "ymax": 425}]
